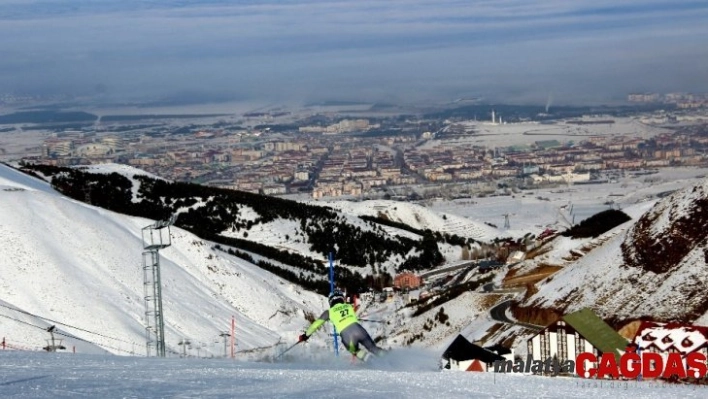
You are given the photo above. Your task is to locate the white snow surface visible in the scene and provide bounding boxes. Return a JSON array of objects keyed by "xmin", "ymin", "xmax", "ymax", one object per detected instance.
[
  {"xmin": 427, "ymin": 167, "xmax": 706, "ymax": 238},
  {"xmin": 323, "ymin": 199, "xmax": 502, "ymax": 242},
  {"xmin": 423, "ymin": 117, "xmax": 672, "ymax": 148},
  {"xmin": 0, "ymin": 163, "xmax": 325, "ymax": 357},
  {"xmin": 0, "ymin": 163, "xmax": 55, "ymax": 194},
  {"xmin": 76, "ymin": 163, "xmax": 164, "ymax": 182},
  {"xmin": 524, "ymin": 175, "xmax": 708, "ymax": 322},
  {"xmin": 1, "ymin": 351, "xmax": 705, "ymax": 399}
]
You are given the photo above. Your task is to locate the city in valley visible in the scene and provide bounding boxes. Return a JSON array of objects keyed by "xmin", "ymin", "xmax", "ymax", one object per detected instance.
[
  {"xmin": 4, "ymin": 2, "xmax": 708, "ymax": 397},
  {"xmin": 1, "ymin": 92, "xmax": 706, "ymax": 203}
]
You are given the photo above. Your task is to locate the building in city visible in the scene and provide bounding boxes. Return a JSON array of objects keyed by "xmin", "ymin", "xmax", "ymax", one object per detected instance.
[
  {"xmin": 527, "ymin": 308, "xmax": 627, "ymax": 373},
  {"xmin": 393, "ymin": 272, "xmax": 423, "ymax": 290}
]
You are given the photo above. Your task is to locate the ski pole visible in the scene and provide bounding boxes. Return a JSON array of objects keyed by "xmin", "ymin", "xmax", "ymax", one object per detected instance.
[
  {"xmin": 273, "ymin": 341, "xmax": 300, "ymax": 361},
  {"xmin": 360, "ymin": 319, "xmax": 386, "ymax": 323}
]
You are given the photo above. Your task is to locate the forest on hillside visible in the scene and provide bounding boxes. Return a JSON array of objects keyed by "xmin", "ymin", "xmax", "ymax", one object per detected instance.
[{"xmin": 16, "ymin": 163, "xmax": 475, "ymax": 294}]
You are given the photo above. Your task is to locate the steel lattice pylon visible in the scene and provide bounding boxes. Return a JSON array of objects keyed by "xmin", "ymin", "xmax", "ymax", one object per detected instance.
[{"xmin": 141, "ymin": 215, "xmax": 176, "ymax": 357}]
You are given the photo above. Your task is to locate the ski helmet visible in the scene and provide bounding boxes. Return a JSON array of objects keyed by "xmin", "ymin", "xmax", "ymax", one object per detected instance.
[{"xmin": 328, "ymin": 290, "xmax": 345, "ymax": 307}]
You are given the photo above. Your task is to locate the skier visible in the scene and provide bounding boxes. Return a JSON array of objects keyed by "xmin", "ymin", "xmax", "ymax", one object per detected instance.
[{"xmin": 299, "ymin": 290, "xmax": 385, "ymax": 361}]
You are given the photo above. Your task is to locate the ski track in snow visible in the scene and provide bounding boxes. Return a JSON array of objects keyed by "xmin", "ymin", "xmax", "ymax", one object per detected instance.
[{"xmin": 1, "ymin": 351, "xmax": 706, "ymax": 399}]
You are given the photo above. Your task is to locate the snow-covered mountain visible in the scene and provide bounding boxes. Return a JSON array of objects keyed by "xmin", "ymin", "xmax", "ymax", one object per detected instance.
[
  {"xmin": 0, "ymin": 163, "xmax": 499, "ymax": 358},
  {"xmin": 514, "ymin": 177, "xmax": 708, "ymax": 328},
  {"xmin": 3, "ymin": 164, "xmax": 704, "ymax": 398},
  {"xmin": 15, "ymin": 162, "xmax": 501, "ymax": 288},
  {"xmin": 0, "ymin": 163, "xmax": 326, "ymax": 357},
  {"xmin": 12, "ymin": 159, "xmax": 705, "ymax": 361}
]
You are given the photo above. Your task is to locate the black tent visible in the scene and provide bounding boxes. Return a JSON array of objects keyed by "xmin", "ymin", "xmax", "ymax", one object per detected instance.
[{"xmin": 442, "ymin": 335, "xmax": 505, "ymax": 364}]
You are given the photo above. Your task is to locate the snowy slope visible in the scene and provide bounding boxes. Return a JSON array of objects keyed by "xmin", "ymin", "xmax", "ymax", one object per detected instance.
[
  {"xmin": 76, "ymin": 163, "xmax": 166, "ymax": 201},
  {"xmin": 240, "ymin": 215, "xmax": 472, "ymax": 277},
  {"xmin": 5, "ymin": 160, "xmax": 706, "ymax": 364},
  {"xmin": 0, "ymin": 351, "xmax": 703, "ymax": 399},
  {"xmin": 324, "ymin": 199, "xmax": 502, "ymax": 242},
  {"xmin": 391, "ymin": 291, "xmax": 504, "ymax": 349},
  {"xmin": 77, "ymin": 163, "xmax": 164, "ymax": 182},
  {"xmin": 22, "ymin": 162, "xmax": 497, "ymax": 279},
  {"xmin": 0, "ymin": 162, "xmax": 56, "ymax": 193},
  {"xmin": 0, "ymin": 164, "xmax": 325, "ymax": 357},
  {"xmin": 0, "ymin": 162, "xmax": 505, "ymax": 360},
  {"xmin": 519, "ymin": 177, "xmax": 708, "ymax": 325}
]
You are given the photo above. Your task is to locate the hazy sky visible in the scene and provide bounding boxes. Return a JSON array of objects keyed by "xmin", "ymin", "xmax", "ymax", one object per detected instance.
[{"xmin": 1, "ymin": 0, "xmax": 707, "ymax": 105}]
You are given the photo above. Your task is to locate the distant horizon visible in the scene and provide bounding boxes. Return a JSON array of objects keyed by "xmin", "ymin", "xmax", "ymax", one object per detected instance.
[
  {"xmin": 0, "ymin": 97, "xmax": 679, "ymax": 122},
  {"xmin": 0, "ymin": 83, "xmax": 696, "ymax": 109},
  {"xmin": 0, "ymin": 93, "xmax": 687, "ymax": 111},
  {"xmin": 1, "ymin": 1, "xmax": 706, "ymax": 105}
]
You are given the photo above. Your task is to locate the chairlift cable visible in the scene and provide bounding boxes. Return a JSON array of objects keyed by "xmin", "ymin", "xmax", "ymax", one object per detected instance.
[
  {"xmin": 0, "ymin": 302, "xmax": 142, "ymax": 346},
  {"xmin": 0, "ymin": 312, "xmax": 136, "ymax": 355}
]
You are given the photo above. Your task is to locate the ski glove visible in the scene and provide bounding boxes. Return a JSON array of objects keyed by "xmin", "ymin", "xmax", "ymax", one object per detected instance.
[{"xmin": 298, "ymin": 334, "xmax": 309, "ymax": 342}]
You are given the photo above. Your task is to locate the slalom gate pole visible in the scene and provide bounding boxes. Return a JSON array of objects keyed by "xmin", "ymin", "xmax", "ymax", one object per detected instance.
[
  {"xmin": 329, "ymin": 252, "xmax": 339, "ymax": 357},
  {"xmin": 274, "ymin": 341, "xmax": 300, "ymax": 361}
]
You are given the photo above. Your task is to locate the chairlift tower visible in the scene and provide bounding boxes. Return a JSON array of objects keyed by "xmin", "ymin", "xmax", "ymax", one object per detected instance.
[
  {"xmin": 43, "ymin": 325, "xmax": 66, "ymax": 352},
  {"xmin": 141, "ymin": 214, "xmax": 177, "ymax": 357},
  {"xmin": 178, "ymin": 338, "xmax": 192, "ymax": 357},
  {"xmin": 502, "ymin": 213, "xmax": 511, "ymax": 229},
  {"xmin": 219, "ymin": 331, "xmax": 231, "ymax": 358}
]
